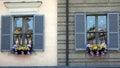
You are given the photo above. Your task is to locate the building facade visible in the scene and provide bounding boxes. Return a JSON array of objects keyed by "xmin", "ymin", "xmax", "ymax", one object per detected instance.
[
  {"xmin": 58, "ymin": 0, "xmax": 120, "ymax": 66},
  {"xmin": 0, "ymin": 0, "xmax": 120, "ymax": 67},
  {"xmin": 0, "ymin": 0, "xmax": 57, "ymax": 66}
]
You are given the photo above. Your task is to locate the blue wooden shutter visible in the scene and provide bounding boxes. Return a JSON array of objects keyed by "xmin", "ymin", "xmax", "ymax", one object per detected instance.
[
  {"xmin": 1, "ymin": 15, "xmax": 12, "ymax": 51},
  {"xmin": 33, "ymin": 15, "xmax": 44, "ymax": 51},
  {"xmin": 75, "ymin": 13, "xmax": 86, "ymax": 50},
  {"xmin": 107, "ymin": 13, "xmax": 119, "ymax": 50}
]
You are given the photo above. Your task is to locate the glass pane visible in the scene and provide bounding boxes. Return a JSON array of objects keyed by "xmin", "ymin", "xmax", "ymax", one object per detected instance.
[
  {"xmin": 26, "ymin": 17, "xmax": 33, "ymax": 34},
  {"xmin": 87, "ymin": 33, "xmax": 96, "ymax": 44},
  {"xmin": 87, "ymin": 16, "xmax": 95, "ymax": 32},
  {"xmin": 14, "ymin": 18, "xmax": 23, "ymax": 34},
  {"xmin": 13, "ymin": 34, "xmax": 22, "ymax": 45},
  {"xmin": 25, "ymin": 17, "xmax": 33, "ymax": 44},
  {"xmin": 98, "ymin": 32, "xmax": 107, "ymax": 44},
  {"xmin": 98, "ymin": 16, "xmax": 107, "ymax": 32}
]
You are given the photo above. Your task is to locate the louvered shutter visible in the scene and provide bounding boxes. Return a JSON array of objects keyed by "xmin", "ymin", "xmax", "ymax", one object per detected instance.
[
  {"xmin": 33, "ymin": 15, "xmax": 44, "ymax": 51},
  {"xmin": 107, "ymin": 13, "xmax": 119, "ymax": 50},
  {"xmin": 1, "ymin": 15, "xmax": 12, "ymax": 51},
  {"xmin": 75, "ymin": 13, "xmax": 86, "ymax": 50}
]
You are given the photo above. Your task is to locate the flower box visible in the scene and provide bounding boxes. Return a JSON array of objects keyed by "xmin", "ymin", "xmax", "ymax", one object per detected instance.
[
  {"xmin": 86, "ymin": 44, "xmax": 107, "ymax": 56},
  {"xmin": 12, "ymin": 44, "xmax": 32, "ymax": 55}
]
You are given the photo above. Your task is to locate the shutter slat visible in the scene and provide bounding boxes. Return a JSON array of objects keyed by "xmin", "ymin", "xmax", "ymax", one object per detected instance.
[
  {"xmin": 33, "ymin": 15, "xmax": 44, "ymax": 51},
  {"xmin": 1, "ymin": 16, "xmax": 12, "ymax": 51},
  {"xmin": 108, "ymin": 13, "xmax": 119, "ymax": 50},
  {"xmin": 34, "ymin": 35, "xmax": 43, "ymax": 49},
  {"xmin": 109, "ymin": 14, "xmax": 118, "ymax": 32},
  {"xmin": 35, "ymin": 15, "xmax": 43, "ymax": 34},
  {"xmin": 76, "ymin": 14, "xmax": 85, "ymax": 33},
  {"xmin": 109, "ymin": 33, "xmax": 118, "ymax": 48},
  {"xmin": 76, "ymin": 34, "xmax": 85, "ymax": 48},
  {"xmin": 75, "ymin": 13, "xmax": 86, "ymax": 50}
]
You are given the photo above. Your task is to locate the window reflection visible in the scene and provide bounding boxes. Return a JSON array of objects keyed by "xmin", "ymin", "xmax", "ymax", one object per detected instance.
[
  {"xmin": 14, "ymin": 18, "xmax": 23, "ymax": 34},
  {"xmin": 26, "ymin": 17, "xmax": 33, "ymax": 34},
  {"xmin": 98, "ymin": 16, "xmax": 106, "ymax": 32},
  {"xmin": 87, "ymin": 33, "xmax": 96, "ymax": 44},
  {"xmin": 87, "ymin": 16, "xmax": 95, "ymax": 32},
  {"xmin": 13, "ymin": 17, "xmax": 33, "ymax": 46},
  {"xmin": 98, "ymin": 33, "xmax": 107, "ymax": 43},
  {"xmin": 87, "ymin": 15, "xmax": 107, "ymax": 44}
]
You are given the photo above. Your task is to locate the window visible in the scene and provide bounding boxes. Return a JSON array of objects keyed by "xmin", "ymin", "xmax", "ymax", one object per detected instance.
[
  {"xmin": 13, "ymin": 16, "xmax": 33, "ymax": 46},
  {"xmin": 75, "ymin": 13, "xmax": 119, "ymax": 50},
  {"xmin": 87, "ymin": 15, "xmax": 107, "ymax": 44},
  {"xmin": 1, "ymin": 15, "xmax": 44, "ymax": 51}
]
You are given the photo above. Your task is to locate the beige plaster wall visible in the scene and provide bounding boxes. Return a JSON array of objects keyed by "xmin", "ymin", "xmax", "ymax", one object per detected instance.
[{"xmin": 0, "ymin": 0, "xmax": 57, "ymax": 66}]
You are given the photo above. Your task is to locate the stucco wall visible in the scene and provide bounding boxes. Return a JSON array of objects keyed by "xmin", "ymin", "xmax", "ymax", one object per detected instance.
[{"xmin": 0, "ymin": 0, "xmax": 57, "ymax": 66}]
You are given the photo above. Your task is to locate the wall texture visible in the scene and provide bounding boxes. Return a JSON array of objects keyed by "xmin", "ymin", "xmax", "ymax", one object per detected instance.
[
  {"xmin": 58, "ymin": 0, "xmax": 120, "ymax": 66},
  {"xmin": 0, "ymin": 0, "xmax": 57, "ymax": 66}
]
